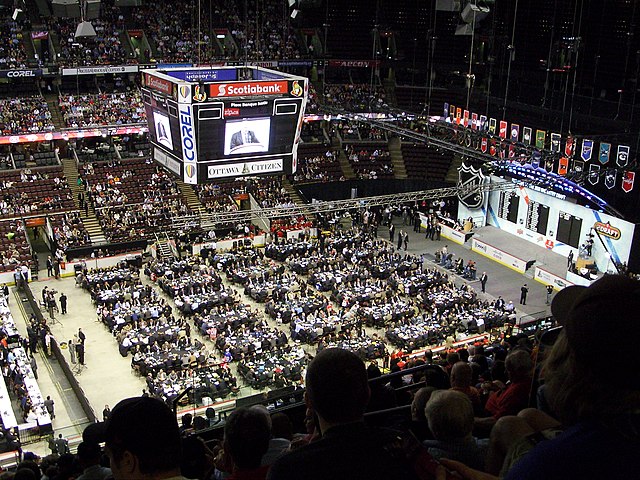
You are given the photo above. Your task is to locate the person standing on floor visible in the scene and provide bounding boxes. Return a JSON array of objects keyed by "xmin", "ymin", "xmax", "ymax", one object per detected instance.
[
  {"xmin": 403, "ymin": 231, "xmax": 409, "ymax": 251},
  {"xmin": 397, "ymin": 230, "xmax": 403, "ymax": 250},
  {"xmin": 546, "ymin": 284, "xmax": 554, "ymax": 305},
  {"xmin": 54, "ymin": 434, "xmax": 69, "ymax": 455},
  {"xmin": 520, "ymin": 283, "xmax": 529, "ymax": 305},
  {"xmin": 480, "ymin": 272, "xmax": 488, "ymax": 293},
  {"xmin": 389, "ymin": 223, "xmax": 395, "ymax": 243},
  {"xmin": 59, "ymin": 292, "xmax": 67, "ymax": 314},
  {"xmin": 69, "ymin": 337, "xmax": 76, "ymax": 364},
  {"xmin": 46, "ymin": 256, "xmax": 53, "ymax": 277},
  {"xmin": 44, "ymin": 396, "xmax": 55, "ymax": 419},
  {"xmin": 103, "ymin": 404, "xmax": 111, "ymax": 421},
  {"xmin": 30, "ymin": 355, "xmax": 38, "ymax": 380}
]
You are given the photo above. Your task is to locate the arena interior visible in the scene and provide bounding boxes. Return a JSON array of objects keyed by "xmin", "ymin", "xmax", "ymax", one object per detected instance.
[{"xmin": 0, "ymin": 0, "xmax": 638, "ymax": 479}]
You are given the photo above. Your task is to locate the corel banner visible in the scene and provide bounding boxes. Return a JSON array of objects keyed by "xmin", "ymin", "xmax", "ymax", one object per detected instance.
[{"xmin": 0, "ymin": 69, "xmax": 43, "ymax": 78}]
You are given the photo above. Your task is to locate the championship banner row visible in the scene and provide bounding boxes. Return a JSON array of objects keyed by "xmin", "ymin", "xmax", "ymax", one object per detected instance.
[{"xmin": 444, "ymin": 103, "xmax": 633, "ymax": 168}]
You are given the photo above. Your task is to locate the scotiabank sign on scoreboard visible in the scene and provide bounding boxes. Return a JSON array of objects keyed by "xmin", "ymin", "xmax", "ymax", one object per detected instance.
[
  {"xmin": 145, "ymin": 73, "xmax": 173, "ymax": 96},
  {"xmin": 209, "ymin": 81, "xmax": 289, "ymax": 97}
]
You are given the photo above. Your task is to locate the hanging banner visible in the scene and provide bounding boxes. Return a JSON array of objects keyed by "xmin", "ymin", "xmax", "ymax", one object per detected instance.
[
  {"xmin": 622, "ymin": 171, "xmax": 635, "ymax": 193},
  {"xmin": 588, "ymin": 164, "xmax": 600, "ymax": 185},
  {"xmin": 499, "ymin": 120, "xmax": 508, "ymax": 139},
  {"xmin": 573, "ymin": 159, "xmax": 585, "ymax": 173},
  {"xmin": 558, "ymin": 157, "xmax": 569, "ymax": 175},
  {"xmin": 531, "ymin": 151, "xmax": 541, "ymax": 169},
  {"xmin": 510, "ymin": 123, "xmax": 520, "ymax": 142},
  {"xmin": 522, "ymin": 126, "xmax": 532, "ymax": 145},
  {"xmin": 481, "ymin": 137, "xmax": 488, "ymax": 153},
  {"xmin": 443, "ymin": 102, "xmax": 449, "ymax": 118},
  {"xmin": 450, "ymin": 104, "xmax": 456, "ymax": 118},
  {"xmin": 489, "ymin": 139, "xmax": 497, "ymax": 156},
  {"xmin": 617, "ymin": 145, "xmax": 630, "ymax": 168},
  {"xmin": 580, "ymin": 139, "xmax": 593, "ymax": 162},
  {"xmin": 456, "ymin": 108, "xmax": 462, "ymax": 125},
  {"xmin": 536, "ymin": 130, "xmax": 546, "ymax": 149},
  {"xmin": 463, "ymin": 110, "xmax": 469, "ymax": 127},
  {"xmin": 565, "ymin": 135, "xmax": 575, "ymax": 158},
  {"xmin": 508, "ymin": 144, "xmax": 515, "ymax": 158},
  {"xmin": 479, "ymin": 115, "xmax": 487, "ymax": 131},
  {"xmin": 599, "ymin": 142, "xmax": 611, "ymax": 164},
  {"xmin": 550, "ymin": 133, "xmax": 561, "ymax": 152},
  {"xmin": 489, "ymin": 118, "xmax": 497, "ymax": 134},
  {"xmin": 471, "ymin": 112, "xmax": 478, "ymax": 130},
  {"xmin": 605, "ymin": 169, "xmax": 617, "ymax": 189}
]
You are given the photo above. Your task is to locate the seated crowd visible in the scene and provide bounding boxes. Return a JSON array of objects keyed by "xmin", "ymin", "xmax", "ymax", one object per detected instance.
[
  {"xmin": 0, "ymin": 97, "xmax": 54, "ymax": 136},
  {"xmin": 0, "ymin": 167, "xmax": 75, "ymax": 218},
  {"xmin": 80, "ymin": 158, "xmax": 192, "ymax": 242},
  {"xmin": 345, "ymin": 143, "xmax": 393, "ymax": 179},
  {"xmin": 323, "ymin": 84, "xmax": 390, "ymax": 112},
  {"xmin": 0, "ymin": 19, "xmax": 27, "ymax": 70},
  {"xmin": 59, "ymin": 91, "xmax": 145, "ymax": 128}
]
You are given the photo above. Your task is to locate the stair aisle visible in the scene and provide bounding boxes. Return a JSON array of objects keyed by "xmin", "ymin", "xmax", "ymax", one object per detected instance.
[
  {"xmin": 175, "ymin": 179, "xmax": 204, "ymax": 213},
  {"xmin": 45, "ymin": 94, "xmax": 65, "ymax": 131},
  {"xmin": 332, "ymin": 137, "xmax": 356, "ymax": 179},
  {"xmin": 388, "ymin": 136, "xmax": 407, "ymax": 179},
  {"xmin": 61, "ymin": 158, "xmax": 107, "ymax": 245}
]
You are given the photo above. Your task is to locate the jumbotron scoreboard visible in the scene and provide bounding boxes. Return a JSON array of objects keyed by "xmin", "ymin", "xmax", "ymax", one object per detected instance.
[{"xmin": 141, "ymin": 66, "xmax": 308, "ymax": 184}]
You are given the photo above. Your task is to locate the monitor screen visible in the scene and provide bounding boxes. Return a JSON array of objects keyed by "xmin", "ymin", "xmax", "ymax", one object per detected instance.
[
  {"xmin": 223, "ymin": 117, "xmax": 271, "ymax": 156},
  {"xmin": 153, "ymin": 111, "xmax": 174, "ymax": 150}
]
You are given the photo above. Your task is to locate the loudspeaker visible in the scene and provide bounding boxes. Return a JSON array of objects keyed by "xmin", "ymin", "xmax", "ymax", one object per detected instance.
[
  {"xmin": 85, "ymin": 0, "xmax": 101, "ymax": 19},
  {"xmin": 52, "ymin": 0, "xmax": 81, "ymax": 17},
  {"xmin": 75, "ymin": 21, "xmax": 97, "ymax": 39}
]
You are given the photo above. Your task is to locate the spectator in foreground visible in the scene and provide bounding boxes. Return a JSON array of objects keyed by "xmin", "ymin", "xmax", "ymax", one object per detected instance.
[
  {"xmin": 424, "ymin": 390, "xmax": 488, "ymax": 470},
  {"xmin": 438, "ymin": 275, "xmax": 640, "ymax": 480},
  {"xmin": 76, "ymin": 441, "xmax": 111, "ymax": 480},
  {"xmin": 224, "ymin": 407, "xmax": 271, "ymax": 480},
  {"xmin": 104, "ymin": 396, "xmax": 187, "ymax": 480},
  {"xmin": 268, "ymin": 348, "xmax": 418, "ymax": 480}
]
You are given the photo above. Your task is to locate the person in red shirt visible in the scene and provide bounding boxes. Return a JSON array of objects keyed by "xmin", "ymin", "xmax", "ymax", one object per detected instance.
[{"xmin": 475, "ymin": 349, "xmax": 534, "ymax": 434}]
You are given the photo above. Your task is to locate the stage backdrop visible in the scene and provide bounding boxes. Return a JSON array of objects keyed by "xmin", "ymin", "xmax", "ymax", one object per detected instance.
[{"xmin": 460, "ymin": 176, "xmax": 636, "ymax": 273}]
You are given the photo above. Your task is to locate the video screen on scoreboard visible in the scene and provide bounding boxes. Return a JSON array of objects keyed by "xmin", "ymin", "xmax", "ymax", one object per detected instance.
[
  {"xmin": 195, "ymin": 96, "xmax": 302, "ymax": 164},
  {"xmin": 223, "ymin": 117, "xmax": 271, "ymax": 155},
  {"xmin": 152, "ymin": 111, "xmax": 174, "ymax": 150}
]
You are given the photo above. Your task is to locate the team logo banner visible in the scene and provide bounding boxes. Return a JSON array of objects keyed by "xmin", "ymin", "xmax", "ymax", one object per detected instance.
[
  {"xmin": 481, "ymin": 137, "xmax": 488, "ymax": 153},
  {"xmin": 550, "ymin": 133, "xmax": 561, "ymax": 152},
  {"xmin": 622, "ymin": 171, "xmax": 635, "ymax": 193},
  {"xmin": 510, "ymin": 124, "xmax": 520, "ymax": 142},
  {"xmin": 456, "ymin": 108, "xmax": 462, "ymax": 124},
  {"xmin": 580, "ymin": 139, "xmax": 593, "ymax": 162},
  {"xmin": 457, "ymin": 163, "xmax": 486, "ymax": 209},
  {"xmin": 536, "ymin": 130, "xmax": 546, "ymax": 149},
  {"xmin": 617, "ymin": 145, "xmax": 630, "ymax": 168},
  {"xmin": 599, "ymin": 142, "xmax": 611, "ymax": 164},
  {"xmin": 489, "ymin": 139, "xmax": 497, "ymax": 156},
  {"xmin": 499, "ymin": 121, "xmax": 508, "ymax": 139},
  {"xmin": 588, "ymin": 164, "xmax": 600, "ymax": 185},
  {"xmin": 531, "ymin": 151, "xmax": 541, "ymax": 169},
  {"xmin": 489, "ymin": 118, "xmax": 497, "ymax": 134},
  {"xmin": 479, "ymin": 115, "xmax": 487, "ymax": 131},
  {"xmin": 522, "ymin": 127, "xmax": 532, "ymax": 145},
  {"xmin": 471, "ymin": 112, "xmax": 478, "ymax": 130},
  {"xmin": 558, "ymin": 157, "xmax": 569, "ymax": 176},
  {"xmin": 573, "ymin": 159, "xmax": 584, "ymax": 173},
  {"xmin": 565, "ymin": 135, "xmax": 575, "ymax": 158},
  {"xmin": 605, "ymin": 169, "xmax": 617, "ymax": 189},
  {"xmin": 444, "ymin": 103, "xmax": 449, "ymax": 118},
  {"xmin": 463, "ymin": 110, "xmax": 469, "ymax": 127},
  {"xmin": 450, "ymin": 104, "xmax": 456, "ymax": 118}
]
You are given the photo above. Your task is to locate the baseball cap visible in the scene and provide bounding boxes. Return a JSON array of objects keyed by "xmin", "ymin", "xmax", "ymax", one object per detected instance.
[{"xmin": 550, "ymin": 275, "xmax": 640, "ymax": 381}]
